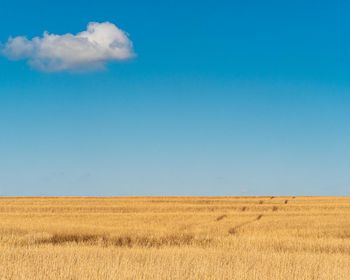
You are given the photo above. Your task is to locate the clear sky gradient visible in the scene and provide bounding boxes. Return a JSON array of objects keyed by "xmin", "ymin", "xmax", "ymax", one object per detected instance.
[{"xmin": 1, "ymin": 1, "xmax": 350, "ymax": 195}]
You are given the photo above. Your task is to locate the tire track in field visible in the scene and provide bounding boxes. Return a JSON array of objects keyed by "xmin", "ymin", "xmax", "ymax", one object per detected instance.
[
  {"xmin": 228, "ymin": 196, "xmax": 296, "ymax": 235},
  {"xmin": 228, "ymin": 214, "xmax": 264, "ymax": 235}
]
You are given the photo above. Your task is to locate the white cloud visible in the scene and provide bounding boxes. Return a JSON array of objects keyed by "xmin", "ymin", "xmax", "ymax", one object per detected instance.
[{"xmin": 1, "ymin": 22, "xmax": 134, "ymax": 72}]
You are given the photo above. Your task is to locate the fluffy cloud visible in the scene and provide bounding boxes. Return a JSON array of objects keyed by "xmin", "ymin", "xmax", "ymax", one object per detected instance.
[{"xmin": 1, "ymin": 22, "xmax": 134, "ymax": 72}]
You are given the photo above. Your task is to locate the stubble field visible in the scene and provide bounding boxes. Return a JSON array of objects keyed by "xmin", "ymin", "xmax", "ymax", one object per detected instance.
[{"xmin": 0, "ymin": 196, "xmax": 349, "ymax": 279}]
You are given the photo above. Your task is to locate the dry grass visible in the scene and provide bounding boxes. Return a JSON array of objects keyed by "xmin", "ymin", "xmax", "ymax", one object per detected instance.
[{"xmin": 0, "ymin": 196, "xmax": 350, "ymax": 279}]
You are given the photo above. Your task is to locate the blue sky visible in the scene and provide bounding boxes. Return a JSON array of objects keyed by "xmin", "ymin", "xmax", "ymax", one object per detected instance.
[{"xmin": 1, "ymin": 1, "xmax": 350, "ymax": 195}]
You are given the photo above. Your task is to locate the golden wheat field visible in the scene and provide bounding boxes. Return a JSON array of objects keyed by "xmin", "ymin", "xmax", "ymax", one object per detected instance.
[{"xmin": 0, "ymin": 196, "xmax": 349, "ymax": 280}]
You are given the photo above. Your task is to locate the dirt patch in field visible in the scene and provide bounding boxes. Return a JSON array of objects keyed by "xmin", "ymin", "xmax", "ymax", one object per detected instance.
[
  {"xmin": 216, "ymin": 214, "xmax": 227, "ymax": 221},
  {"xmin": 28, "ymin": 233, "xmax": 212, "ymax": 248}
]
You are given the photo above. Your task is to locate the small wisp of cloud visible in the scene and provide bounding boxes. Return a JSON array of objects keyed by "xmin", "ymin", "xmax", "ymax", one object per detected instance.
[{"xmin": 1, "ymin": 22, "xmax": 134, "ymax": 72}]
